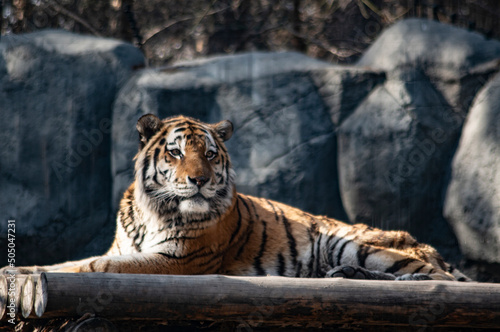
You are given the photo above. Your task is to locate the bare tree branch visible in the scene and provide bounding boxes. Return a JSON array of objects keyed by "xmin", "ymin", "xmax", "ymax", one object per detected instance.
[{"xmin": 43, "ymin": 0, "xmax": 102, "ymax": 37}]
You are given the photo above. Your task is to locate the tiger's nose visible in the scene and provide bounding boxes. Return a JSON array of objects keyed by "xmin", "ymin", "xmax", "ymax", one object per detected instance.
[{"xmin": 188, "ymin": 176, "xmax": 209, "ymax": 187}]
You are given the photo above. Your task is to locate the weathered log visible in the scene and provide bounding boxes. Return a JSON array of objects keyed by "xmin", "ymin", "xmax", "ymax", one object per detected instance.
[
  {"xmin": 0, "ymin": 275, "xmax": 6, "ymax": 320},
  {"xmin": 34, "ymin": 273, "xmax": 47, "ymax": 318},
  {"xmin": 12, "ymin": 275, "xmax": 25, "ymax": 316},
  {"xmin": 14, "ymin": 272, "xmax": 500, "ymax": 329},
  {"xmin": 20, "ymin": 275, "xmax": 35, "ymax": 318},
  {"xmin": 3, "ymin": 274, "xmax": 27, "ymax": 319}
]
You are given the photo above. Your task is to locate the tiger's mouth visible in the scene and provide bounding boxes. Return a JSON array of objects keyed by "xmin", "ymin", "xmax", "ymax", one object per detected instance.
[{"xmin": 188, "ymin": 193, "xmax": 207, "ymax": 202}]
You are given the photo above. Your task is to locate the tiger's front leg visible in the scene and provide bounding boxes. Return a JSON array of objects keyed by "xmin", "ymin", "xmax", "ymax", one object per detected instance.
[
  {"xmin": 0, "ymin": 257, "xmax": 100, "ymax": 275},
  {"xmin": 57, "ymin": 253, "xmax": 200, "ymax": 274},
  {"xmin": 1, "ymin": 253, "xmax": 188, "ymax": 275}
]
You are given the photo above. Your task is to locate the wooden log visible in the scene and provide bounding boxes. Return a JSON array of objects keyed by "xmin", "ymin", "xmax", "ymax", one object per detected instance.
[
  {"xmin": 0, "ymin": 275, "xmax": 6, "ymax": 320},
  {"xmin": 34, "ymin": 273, "xmax": 47, "ymax": 318},
  {"xmin": 6, "ymin": 274, "xmax": 26, "ymax": 318},
  {"xmin": 20, "ymin": 275, "xmax": 35, "ymax": 318},
  {"xmin": 26, "ymin": 273, "xmax": 500, "ymax": 329}
]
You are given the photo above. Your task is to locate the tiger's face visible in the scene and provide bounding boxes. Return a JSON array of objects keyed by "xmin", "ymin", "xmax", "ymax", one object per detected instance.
[{"xmin": 134, "ymin": 114, "xmax": 235, "ymax": 221}]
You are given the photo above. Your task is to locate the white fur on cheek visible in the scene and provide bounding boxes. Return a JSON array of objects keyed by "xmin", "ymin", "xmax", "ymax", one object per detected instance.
[{"xmin": 178, "ymin": 199, "xmax": 210, "ymax": 214}]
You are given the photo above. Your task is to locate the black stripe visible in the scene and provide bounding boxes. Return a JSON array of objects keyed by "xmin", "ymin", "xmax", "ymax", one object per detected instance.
[
  {"xmin": 357, "ymin": 245, "xmax": 378, "ymax": 268},
  {"xmin": 152, "ymin": 148, "xmax": 161, "ymax": 185},
  {"xmin": 142, "ymin": 154, "xmax": 150, "ymax": 182},
  {"xmin": 277, "ymin": 253, "xmax": 285, "ymax": 276},
  {"xmin": 279, "ymin": 208, "xmax": 298, "ymax": 268},
  {"xmin": 184, "ymin": 248, "xmax": 220, "ymax": 265},
  {"xmin": 336, "ymin": 240, "xmax": 352, "ymax": 266},
  {"xmin": 307, "ymin": 229, "xmax": 315, "ymax": 276},
  {"xmin": 264, "ymin": 200, "xmax": 279, "ymax": 222},
  {"xmin": 216, "ymin": 187, "xmax": 229, "ymax": 199},
  {"xmin": 115, "ymin": 239, "xmax": 122, "ymax": 255},
  {"xmin": 309, "ymin": 220, "xmax": 319, "ymax": 235},
  {"xmin": 248, "ymin": 198, "xmax": 260, "ymax": 220},
  {"xmin": 234, "ymin": 197, "xmax": 255, "ymax": 259},
  {"xmin": 147, "ymin": 126, "xmax": 169, "ymax": 148},
  {"xmin": 356, "ymin": 245, "xmax": 368, "ymax": 267},
  {"xmin": 413, "ymin": 265, "xmax": 426, "ymax": 274},
  {"xmin": 219, "ymin": 154, "xmax": 226, "ymax": 172},
  {"xmin": 118, "ymin": 210, "xmax": 126, "ymax": 228},
  {"xmin": 174, "ymin": 127, "xmax": 187, "ymax": 132},
  {"xmin": 358, "ymin": 247, "xmax": 382, "ymax": 268},
  {"xmin": 200, "ymin": 257, "xmax": 223, "ymax": 274},
  {"xmin": 385, "ymin": 258, "xmax": 416, "ymax": 274},
  {"xmin": 328, "ymin": 237, "xmax": 343, "ymax": 267},
  {"xmin": 295, "ymin": 262, "xmax": 302, "ymax": 277},
  {"xmin": 133, "ymin": 226, "xmax": 144, "ymax": 252},
  {"xmin": 154, "ymin": 236, "xmax": 198, "ymax": 246},
  {"xmin": 127, "ymin": 205, "xmax": 135, "ymax": 227},
  {"xmin": 436, "ymin": 256, "xmax": 447, "ymax": 270},
  {"xmin": 229, "ymin": 201, "xmax": 243, "ymax": 245},
  {"xmin": 126, "ymin": 188, "xmax": 134, "ymax": 200},
  {"xmin": 197, "ymin": 253, "xmax": 224, "ymax": 268},
  {"xmin": 315, "ymin": 233, "xmax": 323, "ymax": 277},
  {"xmin": 163, "ymin": 118, "xmax": 183, "ymax": 125},
  {"xmin": 253, "ymin": 219, "xmax": 267, "ymax": 276},
  {"xmin": 157, "ymin": 247, "xmax": 207, "ymax": 260}
]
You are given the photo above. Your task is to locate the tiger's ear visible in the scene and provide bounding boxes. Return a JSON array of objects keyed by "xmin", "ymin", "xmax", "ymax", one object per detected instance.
[
  {"xmin": 137, "ymin": 114, "xmax": 162, "ymax": 149},
  {"xmin": 213, "ymin": 120, "xmax": 233, "ymax": 142}
]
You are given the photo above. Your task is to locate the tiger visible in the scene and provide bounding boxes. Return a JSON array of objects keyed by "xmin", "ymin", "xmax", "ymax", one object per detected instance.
[{"xmin": 5, "ymin": 114, "xmax": 470, "ymax": 281}]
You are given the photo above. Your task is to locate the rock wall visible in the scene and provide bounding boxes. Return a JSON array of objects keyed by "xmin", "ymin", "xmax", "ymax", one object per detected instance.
[
  {"xmin": 0, "ymin": 30, "xmax": 145, "ymax": 264},
  {"xmin": 444, "ymin": 72, "xmax": 500, "ymax": 264},
  {"xmin": 2, "ymin": 19, "xmax": 500, "ymax": 280},
  {"xmin": 340, "ymin": 19, "xmax": 500, "ymax": 259}
]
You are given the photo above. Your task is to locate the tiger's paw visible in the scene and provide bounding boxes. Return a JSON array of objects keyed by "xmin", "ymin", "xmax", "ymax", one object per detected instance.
[
  {"xmin": 0, "ymin": 265, "xmax": 47, "ymax": 275},
  {"xmin": 57, "ymin": 265, "xmax": 81, "ymax": 273},
  {"xmin": 395, "ymin": 273, "xmax": 432, "ymax": 281},
  {"xmin": 326, "ymin": 265, "xmax": 396, "ymax": 280}
]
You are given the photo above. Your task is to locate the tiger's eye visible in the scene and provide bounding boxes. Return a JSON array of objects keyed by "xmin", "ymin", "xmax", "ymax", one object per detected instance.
[
  {"xmin": 169, "ymin": 149, "xmax": 182, "ymax": 158},
  {"xmin": 206, "ymin": 150, "xmax": 217, "ymax": 160}
]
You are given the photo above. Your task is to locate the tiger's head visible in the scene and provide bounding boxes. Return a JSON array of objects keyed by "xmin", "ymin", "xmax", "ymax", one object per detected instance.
[{"xmin": 133, "ymin": 114, "xmax": 235, "ymax": 222}]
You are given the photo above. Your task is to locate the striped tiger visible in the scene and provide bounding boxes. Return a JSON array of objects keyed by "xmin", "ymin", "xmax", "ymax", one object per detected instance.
[{"xmin": 6, "ymin": 114, "xmax": 470, "ymax": 281}]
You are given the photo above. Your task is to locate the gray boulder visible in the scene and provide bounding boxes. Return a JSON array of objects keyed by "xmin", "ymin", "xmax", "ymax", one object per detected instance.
[
  {"xmin": 444, "ymin": 72, "xmax": 500, "ymax": 264},
  {"xmin": 112, "ymin": 52, "xmax": 383, "ymax": 220},
  {"xmin": 358, "ymin": 18, "xmax": 500, "ymax": 115},
  {"xmin": 338, "ymin": 19, "xmax": 500, "ymax": 258},
  {"xmin": 0, "ymin": 30, "xmax": 144, "ymax": 265},
  {"xmin": 337, "ymin": 69, "xmax": 461, "ymax": 257}
]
